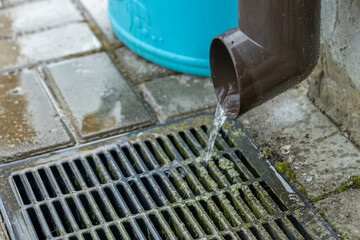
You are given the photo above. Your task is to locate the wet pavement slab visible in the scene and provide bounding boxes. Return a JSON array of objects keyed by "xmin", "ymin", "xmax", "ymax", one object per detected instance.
[
  {"xmin": 115, "ymin": 47, "xmax": 174, "ymax": 84},
  {"xmin": 0, "ymin": 70, "xmax": 74, "ymax": 162},
  {"xmin": 0, "ymin": 0, "xmax": 82, "ymax": 38},
  {"xmin": 78, "ymin": 0, "xmax": 120, "ymax": 45},
  {"xmin": 45, "ymin": 52, "xmax": 155, "ymax": 142},
  {"xmin": 239, "ymin": 86, "xmax": 360, "ymax": 200},
  {"xmin": 2, "ymin": 0, "xmax": 32, "ymax": 8},
  {"xmin": 140, "ymin": 74, "xmax": 217, "ymax": 123},
  {"xmin": 0, "ymin": 22, "xmax": 101, "ymax": 72},
  {"xmin": 314, "ymin": 188, "xmax": 360, "ymax": 239}
]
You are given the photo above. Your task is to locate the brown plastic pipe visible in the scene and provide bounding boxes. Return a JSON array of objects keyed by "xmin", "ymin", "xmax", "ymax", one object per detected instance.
[{"xmin": 210, "ymin": 0, "xmax": 321, "ymax": 119}]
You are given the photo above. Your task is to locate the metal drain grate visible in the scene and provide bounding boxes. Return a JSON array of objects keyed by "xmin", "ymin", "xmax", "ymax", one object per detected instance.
[{"xmin": 0, "ymin": 114, "xmax": 337, "ymax": 240}]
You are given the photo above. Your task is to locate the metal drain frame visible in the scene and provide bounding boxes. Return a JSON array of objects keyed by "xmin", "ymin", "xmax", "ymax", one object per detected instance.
[{"xmin": 0, "ymin": 114, "xmax": 338, "ymax": 240}]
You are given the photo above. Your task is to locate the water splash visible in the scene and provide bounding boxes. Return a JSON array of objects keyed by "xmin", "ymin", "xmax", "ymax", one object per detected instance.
[{"xmin": 204, "ymin": 103, "xmax": 227, "ymax": 162}]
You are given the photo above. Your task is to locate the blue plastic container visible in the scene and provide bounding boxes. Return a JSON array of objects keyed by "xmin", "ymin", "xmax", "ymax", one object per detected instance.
[{"xmin": 108, "ymin": 0, "xmax": 237, "ymax": 76}]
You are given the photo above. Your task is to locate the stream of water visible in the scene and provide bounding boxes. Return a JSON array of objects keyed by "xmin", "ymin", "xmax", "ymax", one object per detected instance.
[{"xmin": 204, "ymin": 103, "xmax": 227, "ymax": 162}]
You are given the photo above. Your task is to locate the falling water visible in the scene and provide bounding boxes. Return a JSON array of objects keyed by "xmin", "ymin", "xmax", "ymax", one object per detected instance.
[{"xmin": 204, "ymin": 103, "xmax": 227, "ymax": 162}]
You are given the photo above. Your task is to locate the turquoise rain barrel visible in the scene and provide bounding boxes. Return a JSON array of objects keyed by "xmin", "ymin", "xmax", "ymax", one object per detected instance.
[{"xmin": 108, "ymin": 0, "xmax": 238, "ymax": 76}]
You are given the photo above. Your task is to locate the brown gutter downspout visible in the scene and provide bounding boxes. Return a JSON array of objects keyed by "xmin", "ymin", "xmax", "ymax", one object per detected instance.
[{"xmin": 210, "ymin": 0, "xmax": 321, "ymax": 119}]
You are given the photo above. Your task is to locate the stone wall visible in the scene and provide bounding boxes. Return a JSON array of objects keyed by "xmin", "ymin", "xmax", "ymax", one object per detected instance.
[{"xmin": 309, "ymin": 0, "xmax": 360, "ymax": 145}]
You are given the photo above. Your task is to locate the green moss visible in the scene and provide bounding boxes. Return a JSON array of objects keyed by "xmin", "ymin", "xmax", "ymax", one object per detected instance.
[
  {"xmin": 318, "ymin": 210, "xmax": 325, "ymax": 217},
  {"xmin": 218, "ymin": 158, "xmax": 233, "ymax": 169},
  {"xmin": 336, "ymin": 184, "xmax": 348, "ymax": 193},
  {"xmin": 311, "ymin": 196, "xmax": 324, "ymax": 203},
  {"xmin": 218, "ymin": 158, "xmax": 240, "ymax": 179},
  {"xmin": 262, "ymin": 146, "xmax": 275, "ymax": 158},
  {"xmin": 351, "ymin": 176, "xmax": 360, "ymax": 187},
  {"xmin": 298, "ymin": 186, "xmax": 308, "ymax": 199},
  {"xmin": 231, "ymin": 182, "xmax": 243, "ymax": 191},
  {"xmin": 336, "ymin": 176, "xmax": 360, "ymax": 193},
  {"xmin": 275, "ymin": 162, "xmax": 296, "ymax": 180}
]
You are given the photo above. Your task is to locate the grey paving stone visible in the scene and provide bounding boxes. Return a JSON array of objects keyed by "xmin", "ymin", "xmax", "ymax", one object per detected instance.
[
  {"xmin": 0, "ymin": 0, "xmax": 82, "ymax": 38},
  {"xmin": 314, "ymin": 189, "xmax": 360, "ymax": 239},
  {"xmin": 46, "ymin": 52, "xmax": 154, "ymax": 141},
  {"xmin": 2, "ymin": 0, "xmax": 36, "ymax": 8},
  {"xmin": 140, "ymin": 74, "xmax": 217, "ymax": 123},
  {"xmin": 0, "ymin": 70, "xmax": 73, "ymax": 162},
  {"xmin": 239, "ymin": 86, "xmax": 360, "ymax": 199},
  {"xmin": 0, "ymin": 22, "xmax": 101, "ymax": 72},
  {"xmin": 115, "ymin": 47, "xmax": 174, "ymax": 84},
  {"xmin": 78, "ymin": 0, "xmax": 120, "ymax": 44},
  {"xmin": 0, "ymin": 214, "xmax": 9, "ymax": 240}
]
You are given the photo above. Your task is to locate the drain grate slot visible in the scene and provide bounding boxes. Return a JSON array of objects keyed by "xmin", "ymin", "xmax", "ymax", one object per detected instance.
[
  {"xmin": 116, "ymin": 183, "xmax": 139, "ymax": 214},
  {"xmin": 133, "ymin": 143, "xmax": 155, "ymax": 170},
  {"xmin": 86, "ymin": 156, "xmax": 108, "ymax": 184},
  {"xmin": 40, "ymin": 204, "xmax": 60, "ymax": 237},
  {"xmin": 38, "ymin": 168, "xmax": 57, "ymax": 198},
  {"xmin": 155, "ymin": 137, "xmax": 175, "ymax": 161},
  {"xmin": 128, "ymin": 180, "xmax": 151, "ymax": 211},
  {"xmin": 263, "ymin": 222, "xmax": 282, "ymax": 240},
  {"xmin": 66, "ymin": 197, "xmax": 87, "ymax": 229},
  {"xmin": 96, "ymin": 228, "xmax": 107, "ymax": 240},
  {"xmin": 62, "ymin": 162, "xmax": 83, "ymax": 191},
  {"xmin": 50, "ymin": 165, "xmax": 70, "ymax": 194},
  {"xmin": 136, "ymin": 217, "xmax": 155, "ymax": 240},
  {"xmin": 161, "ymin": 209, "xmax": 186, "ymax": 239},
  {"xmin": 188, "ymin": 163, "xmax": 214, "ymax": 192},
  {"xmin": 152, "ymin": 173, "xmax": 177, "ymax": 203},
  {"xmin": 140, "ymin": 176, "xmax": 165, "ymax": 207},
  {"xmin": 13, "ymin": 176, "xmax": 31, "ymax": 204},
  {"xmin": 83, "ymin": 232, "xmax": 93, "ymax": 240},
  {"xmin": 249, "ymin": 226, "xmax": 264, "ymax": 239},
  {"xmin": 186, "ymin": 203, "xmax": 213, "ymax": 235},
  {"xmin": 288, "ymin": 215, "xmax": 313, "ymax": 239},
  {"xmin": 91, "ymin": 190, "xmax": 113, "ymax": 222},
  {"xmin": 74, "ymin": 159, "xmax": 95, "ymax": 188},
  {"xmin": 79, "ymin": 194, "xmax": 100, "ymax": 226},
  {"xmin": 179, "ymin": 131, "xmax": 200, "ymax": 157},
  {"xmin": 219, "ymin": 128, "xmax": 235, "ymax": 148},
  {"xmin": 109, "ymin": 224, "xmax": 124, "ymax": 240},
  {"xmin": 199, "ymin": 200, "xmax": 226, "ymax": 231},
  {"xmin": 224, "ymin": 192, "xmax": 251, "ymax": 223},
  {"xmin": 200, "ymin": 125, "xmax": 224, "ymax": 151},
  {"xmin": 174, "ymin": 206, "xmax": 201, "ymax": 238},
  {"xmin": 98, "ymin": 153, "xmax": 119, "ymax": 180},
  {"xmin": 0, "ymin": 115, "xmax": 336, "ymax": 239},
  {"xmin": 189, "ymin": 127, "xmax": 207, "ymax": 148},
  {"xmin": 25, "ymin": 172, "xmax": 44, "ymax": 201},
  {"xmin": 109, "ymin": 149, "xmax": 132, "ymax": 178},
  {"xmin": 123, "ymin": 221, "xmax": 140, "ymax": 239},
  {"xmin": 121, "ymin": 145, "xmax": 144, "ymax": 174},
  {"xmin": 167, "ymin": 134, "xmax": 189, "ymax": 160},
  {"xmin": 144, "ymin": 140, "xmax": 166, "ymax": 166},
  {"xmin": 53, "ymin": 200, "xmax": 74, "ymax": 233},
  {"xmin": 164, "ymin": 169, "xmax": 190, "ymax": 200},
  {"xmin": 27, "ymin": 208, "xmax": 46, "ymax": 239},
  {"xmin": 103, "ymin": 187, "xmax": 127, "ymax": 218},
  {"xmin": 235, "ymin": 150, "xmax": 260, "ymax": 178},
  {"xmin": 259, "ymin": 181, "xmax": 287, "ymax": 212},
  {"xmin": 212, "ymin": 195, "xmax": 238, "ymax": 227}
]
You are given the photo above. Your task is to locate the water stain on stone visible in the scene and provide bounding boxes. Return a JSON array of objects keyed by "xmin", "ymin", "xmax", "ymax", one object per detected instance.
[
  {"xmin": 81, "ymin": 88, "xmax": 121, "ymax": 134},
  {"xmin": 0, "ymin": 73, "xmax": 36, "ymax": 148},
  {"xmin": 0, "ymin": 40, "xmax": 22, "ymax": 70},
  {"xmin": 0, "ymin": 10, "xmax": 13, "ymax": 37}
]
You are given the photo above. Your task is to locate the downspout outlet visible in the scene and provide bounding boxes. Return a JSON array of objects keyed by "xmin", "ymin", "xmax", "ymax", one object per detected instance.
[{"xmin": 210, "ymin": 0, "xmax": 321, "ymax": 119}]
